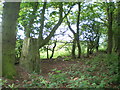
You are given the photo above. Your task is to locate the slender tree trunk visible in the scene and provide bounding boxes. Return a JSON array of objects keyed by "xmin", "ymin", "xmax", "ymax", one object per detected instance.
[
  {"xmin": 95, "ymin": 28, "xmax": 100, "ymax": 52},
  {"xmin": 67, "ymin": 2, "xmax": 81, "ymax": 59},
  {"xmin": 76, "ymin": 2, "xmax": 81, "ymax": 58},
  {"xmin": 47, "ymin": 45, "xmax": 49, "ymax": 59},
  {"xmin": 87, "ymin": 42, "xmax": 90, "ymax": 57},
  {"xmin": 2, "ymin": 2, "xmax": 20, "ymax": 79},
  {"xmin": 89, "ymin": 41, "xmax": 94, "ymax": 54},
  {"xmin": 72, "ymin": 38, "xmax": 76, "ymax": 58},
  {"xmin": 50, "ymin": 41, "xmax": 57, "ymax": 59},
  {"xmin": 25, "ymin": 2, "xmax": 38, "ymax": 38},
  {"xmin": 37, "ymin": 2, "xmax": 74, "ymax": 48},
  {"xmin": 113, "ymin": 34, "xmax": 118, "ymax": 52},
  {"xmin": 76, "ymin": 36, "xmax": 81, "ymax": 58},
  {"xmin": 96, "ymin": 36, "xmax": 99, "ymax": 52}
]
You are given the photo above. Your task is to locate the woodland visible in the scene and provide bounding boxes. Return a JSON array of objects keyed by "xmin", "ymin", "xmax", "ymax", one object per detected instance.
[{"xmin": 1, "ymin": 1, "xmax": 120, "ymax": 89}]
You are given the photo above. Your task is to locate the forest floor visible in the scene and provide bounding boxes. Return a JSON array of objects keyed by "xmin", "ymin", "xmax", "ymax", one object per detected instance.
[
  {"xmin": 2, "ymin": 53, "xmax": 120, "ymax": 88},
  {"xmin": 2, "ymin": 56, "xmax": 91, "ymax": 88},
  {"xmin": 3, "ymin": 57, "xmax": 83, "ymax": 85},
  {"xmin": 40, "ymin": 58, "xmax": 80, "ymax": 79}
]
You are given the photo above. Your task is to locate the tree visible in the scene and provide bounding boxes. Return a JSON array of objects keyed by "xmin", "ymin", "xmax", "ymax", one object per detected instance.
[
  {"xmin": 0, "ymin": 3, "xmax": 2, "ymax": 78},
  {"xmin": 20, "ymin": 2, "xmax": 74, "ymax": 73},
  {"xmin": 20, "ymin": 2, "xmax": 42, "ymax": 73},
  {"xmin": 40, "ymin": 39, "xmax": 57, "ymax": 59},
  {"xmin": 116, "ymin": 1, "xmax": 120, "ymax": 83},
  {"xmin": 37, "ymin": 2, "xmax": 74, "ymax": 48},
  {"xmin": 81, "ymin": 3, "xmax": 104, "ymax": 57},
  {"xmin": 115, "ymin": 2, "xmax": 120, "ymax": 54},
  {"xmin": 2, "ymin": 2, "xmax": 20, "ymax": 79},
  {"xmin": 66, "ymin": 2, "xmax": 81, "ymax": 58},
  {"xmin": 50, "ymin": 39, "xmax": 57, "ymax": 59},
  {"xmin": 106, "ymin": 2, "xmax": 115, "ymax": 54}
]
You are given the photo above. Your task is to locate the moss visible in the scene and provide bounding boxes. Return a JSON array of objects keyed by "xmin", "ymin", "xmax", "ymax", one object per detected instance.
[{"xmin": 3, "ymin": 61, "xmax": 16, "ymax": 79}]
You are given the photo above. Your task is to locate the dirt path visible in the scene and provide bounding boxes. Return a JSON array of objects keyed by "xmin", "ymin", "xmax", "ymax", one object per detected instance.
[
  {"xmin": 14, "ymin": 59, "xmax": 81, "ymax": 80},
  {"xmin": 40, "ymin": 59, "xmax": 79, "ymax": 79}
]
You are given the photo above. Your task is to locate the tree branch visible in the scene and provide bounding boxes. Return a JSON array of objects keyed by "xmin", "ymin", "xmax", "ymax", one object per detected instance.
[
  {"xmin": 38, "ymin": 2, "xmax": 47, "ymax": 41},
  {"xmin": 66, "ymin": 17, "xmax": 75, "ymax": 35}
]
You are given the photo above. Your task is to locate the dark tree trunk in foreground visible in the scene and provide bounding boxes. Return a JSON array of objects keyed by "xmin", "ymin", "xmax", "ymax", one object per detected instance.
[
  {"xmin": 117, "ymin": 1, "xmax": 120, "ymax": 83},
  {"xmin": 2, "ymin": 2, "xmax": 20, "ymax": 79}
]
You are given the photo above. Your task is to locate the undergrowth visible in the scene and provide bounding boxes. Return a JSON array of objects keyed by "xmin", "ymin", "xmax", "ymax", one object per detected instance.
[{"xmin": 2, "ymin": 53, "xmax": 120, "ymax": 88}]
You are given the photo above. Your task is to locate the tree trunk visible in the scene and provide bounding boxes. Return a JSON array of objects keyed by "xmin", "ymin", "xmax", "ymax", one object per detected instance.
[
  {"xmin": 24, "ymin": 2, "xmax": 38, "ymax": 38},
  {"xmin": 0, "ymin": 18, "xmax": 2, "ymax": 77},
  {"xmin": 117, "ymin": 1, "xmax": 120, "ymax": 53},
  {"xmin": 67, "ymin": 3, "xmax": 81, "ymax": 59},
  {"xmin": 107, "ymin": 2, "xmax": 114, "ymax": 54},
  {"xmin": 20, "ymin": 2, "xmax": 73, "ymax": 73},
  {"xmin": 113, "ymin": 33, "xmax": 118, "ymax": 52},
  {"xmin": 2, "ymin": 2, "xmax": 20, "ymax": 79},
  {"xmin": 20, "ymin": 3, "xmax": 40, "ymax": 73},
  {"xmin": 95, "ymin": 35, "xmax": 100, "ymax": 52},
  {"xmin": 50, "ymin": 41, "xmax": 57, "ymax": 59},
  {"xmin": 76, "ymin": 36, "xmax": 81, "ymax": 58},
  {"xmin": 72, "ymin": 38, "xmax": 76, "ymax": 58},
  {"xmin": 87, "ymin": 42, "xmax": 90, "ymax": 57},
  {"xmin": 47, "ymin": 45, "xmax": 49, "ymax": 59},
  {"xmin": 76, "ymin": 2, "xmax": 81, "ymax": 58},
  {"xmin": 20, "ymin": 38, "xmax": 40, "ymax": 73},
  {"xmin": 117, "ymin": 1, "xmax": 120, "ymax": 83}
]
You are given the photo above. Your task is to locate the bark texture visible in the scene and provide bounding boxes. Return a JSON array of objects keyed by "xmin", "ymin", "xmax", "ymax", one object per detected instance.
[
  {"xmin": 0, "ymin": 19, "xmax": 2, "ymax": 77},
  {"xmin": 2, "ymin": 2, "xmax": 20, "ymax": 79},
  {"xmin": 72, "ymin": 38, "xmax": 76, "ymax": 58},
  {"xmin": 20, "ymin": 37, "xmax": 40, "ymax": 73},
  {"xmin": 117, "ymin": 1, "xmax": 120, "ymax": 83},
  {"xmin": 107, "ymin": 2, "xmax": 114, "ymax": 54},
  {"xmin": 20, "ymin": 2, "xmax": 40, "ymax": 73},
  {"xmin": 76, "ymin": 2, "xmax": 81, "ymax": 58}
]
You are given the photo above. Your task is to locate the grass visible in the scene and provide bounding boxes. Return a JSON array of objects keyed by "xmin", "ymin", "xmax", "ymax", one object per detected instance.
[
  {"xmin": 40, "ymin": 47, "xmax": 71, "ymax": 59},
  {"xmin": 40, "ymin": 42, "xmax": 107, "ymax": 59}
]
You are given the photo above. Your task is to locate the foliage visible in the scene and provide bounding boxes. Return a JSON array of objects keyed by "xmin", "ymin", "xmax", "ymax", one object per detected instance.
[
  {"xmin": 2, "ymin": 1, "xmax": 120, "ymax": 89},
  {"xmin": 22, "ymin": 74, "xmax": 48, "ymax": 88},
  {"xmin": 2, "ymin": 53, "xmax": 119, "ymax": 88},
  {"xmin": 15, "ymin": 39, "xmax": 23, "ymax": 59}
]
